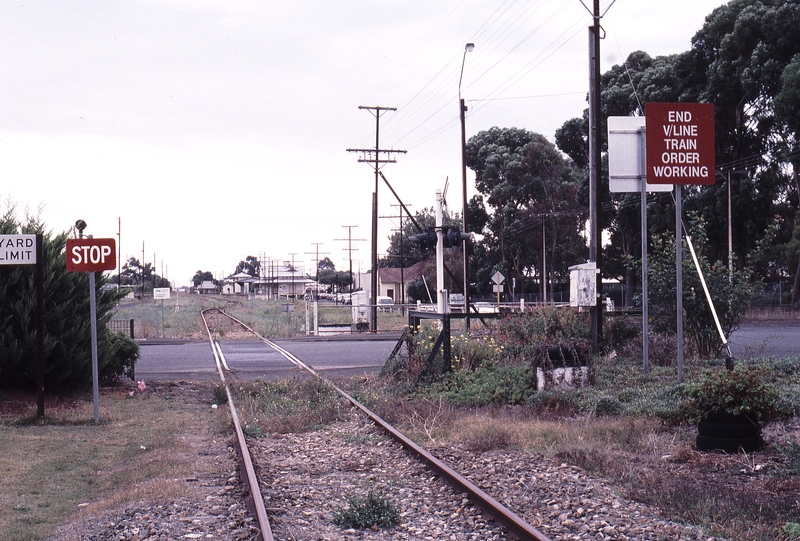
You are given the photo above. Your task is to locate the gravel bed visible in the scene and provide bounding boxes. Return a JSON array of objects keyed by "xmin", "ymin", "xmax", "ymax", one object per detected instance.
[
  {"xmin": 251, "ymin": 412, "xmax": 730, "ymax": 541},
  {"xmin": 44, "ymin": 411, "xmax": 730, "ymax": 541}
]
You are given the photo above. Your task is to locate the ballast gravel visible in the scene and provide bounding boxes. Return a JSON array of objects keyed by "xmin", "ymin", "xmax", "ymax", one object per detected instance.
[{"xmin": 47, "ymin": 412, "xmax": 729, "ymax": 541}]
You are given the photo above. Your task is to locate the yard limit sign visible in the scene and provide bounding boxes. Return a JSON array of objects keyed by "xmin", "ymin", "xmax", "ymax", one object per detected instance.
[{"xmin": 66, "ymin": 236, "xmax": 117, "ymax": 424}]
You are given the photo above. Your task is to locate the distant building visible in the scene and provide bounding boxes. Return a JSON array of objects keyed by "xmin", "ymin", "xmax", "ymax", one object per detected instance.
[
  {"xmin": 378, "ymin": 262, "xmax": 427, "ymax": 304},
  {"xmin": 195, "ymin": 280, "xmax": 219, "ymax": 295}
]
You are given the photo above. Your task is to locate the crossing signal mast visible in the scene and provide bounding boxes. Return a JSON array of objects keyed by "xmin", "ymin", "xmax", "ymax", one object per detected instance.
[{"xmin": 407, "ymin": 190, "xmax": 471, "ymax": 314}]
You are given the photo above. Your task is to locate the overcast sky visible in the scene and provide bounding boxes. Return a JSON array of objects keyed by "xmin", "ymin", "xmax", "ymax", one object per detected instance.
[{"xmin": 0, "ymin": 0, "xmax": 725, "ymax": 287}]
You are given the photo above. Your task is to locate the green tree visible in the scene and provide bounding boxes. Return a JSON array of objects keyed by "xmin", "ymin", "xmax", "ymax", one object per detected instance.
[
  {"xmin": 120, "ymin": 257, "xmax": 169, "ymax": 293},
  {"xmin": 465, "ymin": 127, "xmax": 585, "ymax": 298},
  {"xmin": 0, "ymin": 205, "xmax": 135, "ymax": 391},
  {"xmin": 234, "ymin": 255, "xmax": 260, "ymax": 277},
  {"xmin": 192, "ymin": 270, "xmax": 215, "ymax": 287},
  {"xmin": 380, "ymin": 207, "xmax": 462, "ymax": 269}
]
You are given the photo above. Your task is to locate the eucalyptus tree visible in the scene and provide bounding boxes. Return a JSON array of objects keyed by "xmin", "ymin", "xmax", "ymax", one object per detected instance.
[{"xmin": 465, "ymin": 127, "xmax": 585, "ymax": 298}]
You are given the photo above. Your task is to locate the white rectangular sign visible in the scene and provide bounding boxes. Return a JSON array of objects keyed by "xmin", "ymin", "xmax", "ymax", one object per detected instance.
[
  {"xmin": 153, "ymin": 287, "xmax": 171, "ymax": 299},
  {"xmin": 0, "ymin": 234, "xmax": 36, "ymax": 265},
  {"xmin": 608, "ymin": 116, "xmax": 672, "ymax": 193}
]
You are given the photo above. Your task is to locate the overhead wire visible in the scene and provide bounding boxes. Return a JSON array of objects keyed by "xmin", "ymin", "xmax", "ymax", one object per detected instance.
[{"xmin": 374, "ymin": 0, "xmax": 588, "ymax": 152}]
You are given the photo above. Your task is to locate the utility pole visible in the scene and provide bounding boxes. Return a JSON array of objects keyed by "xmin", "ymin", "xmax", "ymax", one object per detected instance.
[
  {"xmin": 336, "ymin": 226, "xmax": 365, "ymax": 298},
  {"xmin": 117, "ymin": 217, "xmax": 121, "ymax": 289},
  {"xmin": 306, "ymin": 243, "xmax": 329, "ymax": 300},
  {"xmin": 141, "ymin": 241, "xmax": 145, "ymax": 303},
  {"xmin": 380, "ymin": 205, "xmax": 408, "ymax": 306},
  {"xmin": 586, "ymin": 0, "xmax": 606, "ymax": 354},
  {"xmin": 288, "ymin": 253, "xmax": 298, "ymax": 298},
  {"xmin": 347, "ymin": 106, "xmax": 406, "ymax": 332}
]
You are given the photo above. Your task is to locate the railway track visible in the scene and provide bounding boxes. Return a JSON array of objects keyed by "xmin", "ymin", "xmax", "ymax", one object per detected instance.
[{"xmin": 201, "ymin": 307, "xmax": 552, "ymax": 541}]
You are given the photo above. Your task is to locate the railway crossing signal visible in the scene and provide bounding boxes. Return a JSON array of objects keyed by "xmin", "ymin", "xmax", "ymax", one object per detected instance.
[{"xmin": 409, "ymin": 227, "xmax": 469, "ymax": 249}]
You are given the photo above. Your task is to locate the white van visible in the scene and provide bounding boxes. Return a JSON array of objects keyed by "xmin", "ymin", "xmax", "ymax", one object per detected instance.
[{"xmin": 377, "ymin": 296, "xmax": 394, "ymax": 311}]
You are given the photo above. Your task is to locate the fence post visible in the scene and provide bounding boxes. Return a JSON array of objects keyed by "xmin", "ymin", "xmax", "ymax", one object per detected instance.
[{"xmin": 129, "ymin": 318, "xmax": 135, "ymax": 339}]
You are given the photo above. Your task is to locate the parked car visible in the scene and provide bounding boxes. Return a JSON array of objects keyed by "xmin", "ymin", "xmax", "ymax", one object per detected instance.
[{"xmin": 377, "ymin": 296, "xmax": 394, "ymax": 311}]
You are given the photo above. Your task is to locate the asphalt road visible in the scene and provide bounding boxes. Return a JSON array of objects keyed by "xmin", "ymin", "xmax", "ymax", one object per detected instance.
[
  {"xmin": 135, "ymin": 322, "xmax": 799, "ymax": 382},
  {"xmin": 136, "ymin": 336, "xmax": 400, "ymax": 381},
  {"xmin": 728, "ymin": 323, "xmax": 800, "ymax": 359}
]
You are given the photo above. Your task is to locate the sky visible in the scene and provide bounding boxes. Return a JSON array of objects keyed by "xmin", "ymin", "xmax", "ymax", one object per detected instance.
[{"xmin": 0, "ymin": 0, "xmax": 726, "ymax": 287}]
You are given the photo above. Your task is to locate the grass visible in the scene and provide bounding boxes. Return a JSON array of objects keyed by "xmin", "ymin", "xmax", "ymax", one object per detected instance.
[
  {"xmin": 0, "ymin": 381, "xmax": 227, "ymax": 541},
  {"xmin": 339, "ymin": 352, "xmax": 800, "ymax": 541}
]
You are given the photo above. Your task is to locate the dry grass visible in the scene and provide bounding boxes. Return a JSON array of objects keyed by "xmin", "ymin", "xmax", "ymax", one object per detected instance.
[
  {"xmin": 0, "ymin": 381, "xmax": 229, "ymax": 541},
  {"xmin": 394, "ymin": 405, "xmax": 800, "ymax": 541}
]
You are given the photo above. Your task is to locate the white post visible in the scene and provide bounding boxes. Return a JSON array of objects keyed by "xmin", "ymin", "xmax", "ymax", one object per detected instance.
[{"xmin": 435, "ymin": 190, "xmax": 447, "ymax": 314}]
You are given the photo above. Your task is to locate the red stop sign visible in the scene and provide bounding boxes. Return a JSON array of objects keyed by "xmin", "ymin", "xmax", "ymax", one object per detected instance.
[{"xmin": 66, "ymin": 238, "xmax": 117, "ymax": 272}]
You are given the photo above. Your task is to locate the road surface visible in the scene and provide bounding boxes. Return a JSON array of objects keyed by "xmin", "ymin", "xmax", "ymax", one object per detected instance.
[
  {"xmin": 136, "ymin": 336, "xmax": 400, "ymax": 381},
  {"xmin": 135, "ymin": 322, "xmax": 799, "ymax": 381}
]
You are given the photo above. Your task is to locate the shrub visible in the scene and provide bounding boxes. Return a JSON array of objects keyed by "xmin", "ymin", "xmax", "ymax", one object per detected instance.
[
  {"xmin": 646, "ymin": 213, "xmax": 758, "ymax": 359},
  {"xmin": 494, "ymin": 306, "xmax": 592, "ymax": 369},
  {"xmin": 0, "ymin": 209, "xmax": 125, "ymax": 391},
  {"xmin": 100, "ymin": 332, "xmax": 140, "ymax": 383},
  {"xmin": 682, "ymin": 364, "xmax": 782, "ymax": 424},
  {"xmin": 421, "ymin": 364, "xmax": 533, "ymax": 406},
  {"xmin": 333, "ymin": 490, "xmax": 399, "ymax": 530}
]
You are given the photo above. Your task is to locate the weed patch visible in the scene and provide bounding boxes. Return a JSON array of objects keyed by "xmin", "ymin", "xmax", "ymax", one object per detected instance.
[{"xmin": 333, "ymin": 490, "xmax": 399, "ymax": 530}]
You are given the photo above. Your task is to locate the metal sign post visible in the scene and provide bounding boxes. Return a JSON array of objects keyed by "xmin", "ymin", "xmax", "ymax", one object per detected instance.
[
  {"xmin": 608, "ymin": 116, "xmax": 670, "ymax": 374},
  {"xmin": 66, "ymin": 229, "xmax": 117, "ymax": 424}
]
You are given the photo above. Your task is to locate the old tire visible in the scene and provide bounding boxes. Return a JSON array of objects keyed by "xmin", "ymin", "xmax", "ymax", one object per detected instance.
[
  {"xmin": 698, "ymin": 419, "xmax": 760, "ymax": 439},
  {"xmin": 696, "ymin": 434, "xmax": 763, "ymax": 453}
]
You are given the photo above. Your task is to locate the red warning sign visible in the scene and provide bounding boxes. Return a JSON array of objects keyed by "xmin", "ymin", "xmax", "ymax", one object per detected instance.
[
  {"xmin": 66, "ymin": 238, "xmax": 117, "ymax": 272},
  {"xmin": 646, "ymin": 102, "xmax": 715, "ymax": 185}
]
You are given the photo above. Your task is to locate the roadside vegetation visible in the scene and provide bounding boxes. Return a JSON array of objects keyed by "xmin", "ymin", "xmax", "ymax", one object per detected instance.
[
  {"xmin": 0, "ymin": 381, "xmax": 229, "ymax": 541},
  {"xmin": 231, "ymin": 305, "xmax": 800, "ymax": 541}
]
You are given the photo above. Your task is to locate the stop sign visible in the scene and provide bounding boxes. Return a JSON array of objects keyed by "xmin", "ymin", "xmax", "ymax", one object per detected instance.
[{"xmin": 66, "ymin": 238, "xmax": 117, "ymax": 272}]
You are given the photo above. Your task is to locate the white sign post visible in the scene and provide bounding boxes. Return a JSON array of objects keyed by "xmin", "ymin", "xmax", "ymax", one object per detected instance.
[
  {"xmin": 153, "ymin": 288, "xmax": 170, "ymax": 337},
  {"xmin": 608, "ymin": 116, "xmax": 669, "ymax": 375},
  {"xmin": 491, "ymin": 271, "xmax": 505, "ymax": 304}
]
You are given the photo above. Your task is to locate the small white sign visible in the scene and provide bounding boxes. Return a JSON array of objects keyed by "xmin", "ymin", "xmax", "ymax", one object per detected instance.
[
  {"xmin": 0, "ymin": 234, "xmax": 36, "ymax": 265},
  {"xmin": 491, "ymin": 271, "xmax": 505, "ymax": 285},
  {"xmin": 153, "ymin": 287, "xmax": 171, "ymax": 299},
  {"xmin": 608, "ymin": 116, "xmax": 672, "ymax": 193}
]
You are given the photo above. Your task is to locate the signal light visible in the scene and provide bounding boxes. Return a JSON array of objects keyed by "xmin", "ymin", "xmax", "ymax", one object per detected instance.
[
  {"xmin": 408, "ymin": 228, "xmax": 437, "ymax": 248},
  {"xmin": 442, "ymin": 227, "xmax": 471, "ymax": 248}
]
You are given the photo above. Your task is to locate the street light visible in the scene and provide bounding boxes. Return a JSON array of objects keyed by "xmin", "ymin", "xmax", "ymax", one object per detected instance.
[{"xmin": 459, "ymin": 42, "xmax": 474, "ymax": 330}]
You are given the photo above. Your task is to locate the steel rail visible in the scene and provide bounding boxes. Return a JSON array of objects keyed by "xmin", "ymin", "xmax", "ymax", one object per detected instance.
[
  {"xmin": 213, "ymin": 308, "xmax": 552, "ymax": 541},
  {"xmin": 200, "ymin": 309, "xmax": 274, "ymax": 541}
]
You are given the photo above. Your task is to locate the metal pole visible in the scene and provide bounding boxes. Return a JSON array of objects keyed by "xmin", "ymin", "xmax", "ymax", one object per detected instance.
[
  {"xmin": 639, "ymin": 126, "xmax": 649, "ymax": 375},
  {"xmin": 460, "ymin": 97, "xmax": 471, "ymax": 331},
  {"xmin": 641, "ymin": 163, "xmax": 649, "ymax": 375},
  {"xmin": 36, "ymin": 233, "xmax": 45, "ymax": 418},
  {"xmin": 459, "ymin": 44, "xmax": 474, "ymax": 330},
  {"xmin": 676, "ymin": 184, "xmax": 684, "ymax": 383},
  {"xmin": 588, "ymin": 7, "xmax": 603, "ymax": 354}
]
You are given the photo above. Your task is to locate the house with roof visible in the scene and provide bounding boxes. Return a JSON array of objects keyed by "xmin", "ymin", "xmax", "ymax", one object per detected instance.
[{"xmin": 378, "ymin": 261, "xmax": 427, "ymax": 304}]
